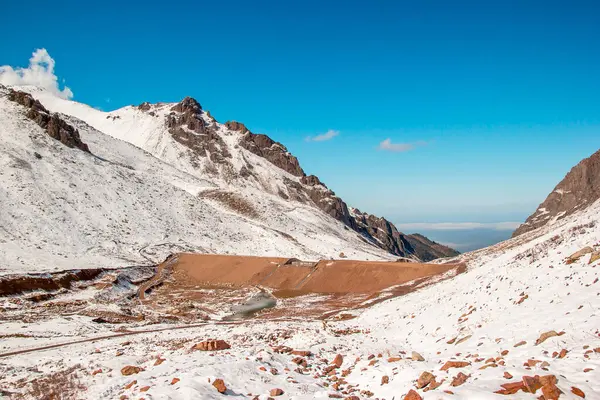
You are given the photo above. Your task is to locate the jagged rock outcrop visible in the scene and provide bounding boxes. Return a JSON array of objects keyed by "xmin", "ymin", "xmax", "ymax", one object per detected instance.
[
  {"xmin": 513, "ymin": 149, "xmax": 600, "ymax": 237},
  {"xmin": 163, "ymin": 97, "xmax": 231, "ymax": 164},
  {"xmin": 227, "ymin": 120, "xmax": 305, "ymax": 177},
  {"xmin": 7, "ymin": 89, "xmax": 90, "ymax": 152}
]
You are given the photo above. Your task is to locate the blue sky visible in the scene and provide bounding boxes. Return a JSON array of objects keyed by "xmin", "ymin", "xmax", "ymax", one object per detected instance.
[{"xmin": 2, "ymin": 0, "xmax": 599, "ymax": 229}]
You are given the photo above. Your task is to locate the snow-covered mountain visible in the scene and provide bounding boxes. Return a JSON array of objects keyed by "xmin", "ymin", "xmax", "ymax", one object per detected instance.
[
  {"xmin": 1, "ymin": 144, "xmax": 598, "ymax": 399},
  {"xmin": 0, "ymin": 84, "xmax": 457, "ymax": 274}
]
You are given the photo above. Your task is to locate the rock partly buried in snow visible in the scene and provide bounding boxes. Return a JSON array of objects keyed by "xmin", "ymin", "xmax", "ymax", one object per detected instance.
[
  {"xmin": 513, "ymin": 148, "xmax": 600, "ymax": 237},
  {"xmin": 566, "ymin": 247, "xmax": 594, "ymax": 264},
  {"xmin": 7, "ymin": 89, "xmax": 90, "ymax": 153},
  {"xmin": 269, "ymin": 388, "xmax": 284, "ymax": 396},
  {"xmin": 450, "ymin": 372, "xmax": 469, "ymax": 387},
  {"xmin": 403, "ymin": 389, "xmax": 423, "ymax": 400},
  {"xmin": 332, "ymin": 354, "xmax": 344, "ymax": 368},
  {"xmin": 416, "ymin": 371, "xmax": 435, "ymax": 388},
  {"xmin": 192, "ymin": 340, "xmax": 231, "ymax": 351},
  {"xmin": 411, "ymin": 351, "xmax": 425, "ymax": 361},
  {"xmin": 535, "ymin": 330, "xmax": 561, "ymax": 345},
  {"xmin": 212, "ymin": 378, "xmax": 227, "ymax": 393},
  {"xmin": 589, "ymin": 250, "xmax": 600, "ymax": 264},
  {"xmin": 120, "ymin": 366, "xmax": 143, "ymax": 376},
  {"xmin": 440, "ymin": 361, "xmax": 470, "ymax": 371}
]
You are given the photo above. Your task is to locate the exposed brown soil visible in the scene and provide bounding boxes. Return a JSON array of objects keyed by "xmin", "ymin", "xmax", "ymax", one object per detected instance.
[{"xmin": 173, "ymin": 253, "xmax": 461, "ymax": 294}]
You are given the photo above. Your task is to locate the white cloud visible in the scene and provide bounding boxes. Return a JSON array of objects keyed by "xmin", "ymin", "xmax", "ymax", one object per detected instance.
[
  {"xmin": 306, "ymin": 129, "xmax": 339, "ymax": 142},
  {"xmin": 396, "ymin": 222, "xmax": 522, "ymax": 231},
  {"xmin": 0, "ymin": 48, "xmax": 73, "ymax": 99},
  {"xmin": 378, "ymin": 138, "xmax": 428, "ymax": 152}
]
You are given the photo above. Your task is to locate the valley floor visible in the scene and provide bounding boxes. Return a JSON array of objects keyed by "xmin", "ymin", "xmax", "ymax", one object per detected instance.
[{"xmin": 1, "ymin": 201, "xmax": 600, "ymax": 399}]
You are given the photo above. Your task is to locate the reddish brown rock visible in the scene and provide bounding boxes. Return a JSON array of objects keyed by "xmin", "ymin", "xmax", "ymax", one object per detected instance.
[
  {"xmin": 514, "ymin": 341, "xmax": 527, "ymax": 347},
  {"xmin": 522, "ymin": 375, "xmax": 542, "ymax": 393},
  {"xmin": 124, "ymin": 380, "xmax": 137, "ymax": 389},
  {"xmin": 192, "ymin": 340, "xmax": 231, "ymax": 351},
  {"xmin": 270, "ymin": 388, "xmax": 284, "ymax": 396},
  {"xmin": 332, "ymin": 354, "xmax": 344, "ymax": 368},
  {"xmin": 571, "ymin": 387, "xmax": 586, "ymax": 398},
  {"xmin": 541, "ymin": 381, "xmax": 561, "ymax": 400},
  {"xmin": 495, "ymin": 381, "xmax": 526, "ymax": 395},
  {"xmin": 440, "ymin": 361, "xmax": 470, "ymax": 371},
  {"xmin": 140, "ymin": 386, "xmax": 150, "ymax": 392},
  {"xmin": 170, "ymin": 378, "xmax": 180, "ymax": 385},
  {"xmin": 291, "ymin": 350, "xmax": 312, "ymax": 357},
  {"xmin": 403, "ymin": 389, "xmax": 423, "ymax": 400},
  {"xmin": 92, "ymin": 369, "xmax": 102, "ymax": 375},
  {"xmin": 451, "ymin": 372, "xmax": 469, "ymax": 387},
  {"xmin": 154, "ymin": 358, "xmax": 165, "ymax": 366},
  {"xmin": 294, "ymin": 357, "xmax": 309, "ymax": 367},
  {"xmin": 535, "ymin": 330, "xmax": 560, "ymax": 345},
  {"xmin": 504, "ymin": 372, "xmax": 513, "ymax": 379},
  {"xmin": 212, "ymin": 379, "xmax": 227, "ymax": 394},
  {"xmin": 558, "ymin": 349, "xmax": 568, "ymax": 358},
  {"xmin": 416, "ymin": 371, "xmax": 436, "ymax": 389},
  {"xmin": 121, "ymin": 366, "xmax": 143, "ymax": 376},
  {"xmin": 381, "ymin": 375, "xmax": 389, "ymax": 385}
]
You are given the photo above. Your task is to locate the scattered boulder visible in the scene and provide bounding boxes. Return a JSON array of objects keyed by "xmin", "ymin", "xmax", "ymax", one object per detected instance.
[
  {"xmin": 411, "ymin": 351, "xmax": 425, "ymax": 361},
  {"xmin": 270, "ymin": 388, "xmax": 284, "ymax": 396},
  {"xmin": 567, "ymin": 247, "xmax": 593, "ymax": 264},
  {"xmin": 381, "ymin": 375, "xmax": 389, "ymax": 385},
  {"xmin": 212, "ymin": 379, "xmax": 227, "ymax": 394},
  {"xmin": 451, "ymin": 372, "xmax": 469, "ymax": 387},
  {"xmin": 535, "ymin": 330, "xmax": 560, "ymax": 345},
  {"xmin": 416, "ymin": 371, "xmax": 435, "ymax": 389},
  {"xmin": 121, "ymin": 366, "xmax": 143, "ymax": 376},
  {"xmin": 440, "ymin": 361, "xmax": 470, "ymax": 371},
  {"xmin": 403, "ymin": 389, "xmax": 423, "ymax": 400},
  {"xmin": 332, "ymin": 354, "xmax": 343, "ymax": 368},
  {"xmin": 192, "ymin": 340, "xmax": 231, "ymax": 351},
  {"xmin": 571, "ymin": 386, "xmax": 586, "ymax": 398},
  {"xmin": 171, "ymin": 378, "xmax": 180, "ymax": 385},
  {"xmin": 514, "ymin": 341, "xmax": 527, "ymax": 347}
]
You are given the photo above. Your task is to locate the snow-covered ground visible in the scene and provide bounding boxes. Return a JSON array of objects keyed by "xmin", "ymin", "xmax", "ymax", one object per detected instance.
[
  {"xmin": 0, "ymin": 85, "xmax": 392, "ymax": 275},
  {"xmin": 1, "ymin": 196, "xmax": 598, "ymax": 399}
]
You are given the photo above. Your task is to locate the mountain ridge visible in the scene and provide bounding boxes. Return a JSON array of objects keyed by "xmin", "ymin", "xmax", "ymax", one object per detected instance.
[
  {"xmin": 513, "ymin": 148, "xmax": 600, "ymax": 237},
  {"xmin": 8, "ymin": 85, "xmax": 457, "ymax": 261}
]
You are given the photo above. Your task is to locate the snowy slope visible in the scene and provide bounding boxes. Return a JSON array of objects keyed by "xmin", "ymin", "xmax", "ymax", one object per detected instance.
[
  {"xmin": 0, "ymin": 85, "xmax": 393, "ymax": 275},
  {"xmin": 1, "ymin": 197, "xmax": 598, "ymax": 399}
]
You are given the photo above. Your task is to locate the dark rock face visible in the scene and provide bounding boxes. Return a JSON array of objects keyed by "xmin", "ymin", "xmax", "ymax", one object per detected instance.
[
  {"xmin": 513, "ymin": 148, "xmax": 600, "ymax": 237},
  {"xmin": 227, "ymin": 120, "xmax": 305, "ymax": 177},
  {"xmin": 404, "ymin": 233, "xmax": 460, "ymax": 262},
  {"xmin": 164, "ymin": 97, "xmax": 231, "ymax": 164},
  {"xmin": 7, "ymin": 89, "xmax": 90, "ymax": 153}
]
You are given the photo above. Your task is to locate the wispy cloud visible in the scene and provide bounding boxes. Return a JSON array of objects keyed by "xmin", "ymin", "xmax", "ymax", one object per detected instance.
[
  {"xmin": 0, "ymin": 48, "xmax": 73, "ymax": 99},
  {"xmin": 378, "ymin": 138, "xmax": 427, "ymax": 152},
  {"xmin": 396, "ymin": 222, "xmax": 522, "ymax": 231},
  {"xmin": 306, "ymin": 129, "xmax": 339, "ymax": 142}
]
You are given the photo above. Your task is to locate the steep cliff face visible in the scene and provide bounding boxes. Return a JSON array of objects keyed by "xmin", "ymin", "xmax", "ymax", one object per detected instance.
[{"xmin": 513, "ymin": 149, "xmax": 600, "ymax": 237}]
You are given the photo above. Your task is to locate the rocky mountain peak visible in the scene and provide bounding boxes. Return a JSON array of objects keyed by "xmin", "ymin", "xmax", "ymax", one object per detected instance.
[
  {"xmin": 171, "ymin": 96, "xmax": 202, "ymax": 114},
  {"xmin": 513, "ymin": 148, "xmax": 600, "ymax": 237}
]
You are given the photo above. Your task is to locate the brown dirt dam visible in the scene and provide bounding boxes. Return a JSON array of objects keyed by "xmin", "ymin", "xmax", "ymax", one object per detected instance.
[{"xmin": 166, "ymin": 253, "xmax": 464, "ymax": 295}]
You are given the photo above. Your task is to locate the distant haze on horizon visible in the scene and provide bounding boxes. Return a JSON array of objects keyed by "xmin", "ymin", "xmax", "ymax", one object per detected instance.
[{"xmin": 2, "ymin": 0, "xmax": 599, "ymax": 252}]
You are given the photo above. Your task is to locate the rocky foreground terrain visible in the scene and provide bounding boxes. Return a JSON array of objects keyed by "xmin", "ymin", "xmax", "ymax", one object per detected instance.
[
  {"xmin": 0, "ymin": 83, "xmax": 599, "ymax": 399},
  {"xmin": 0, "ymin": 186, "xmax": 598, "ymax": 399}
]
